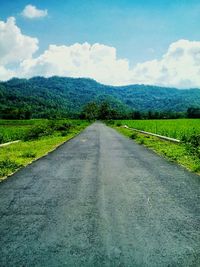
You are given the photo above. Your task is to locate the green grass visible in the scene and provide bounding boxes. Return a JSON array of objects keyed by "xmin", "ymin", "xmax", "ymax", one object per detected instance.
[
  {"xmin": 113, "ymin": 119, "xmax": 200, "ymax": 140},
  {"xmin": 111, "ymin": 126, "xmax": 200, "ymax": 175},
  {"xmin": 0, "ymin": 119, "xmax": 89, "ymax": 144},
  {"xmin": 0, "ymin": 120, "xmax": 90, "ymax": 180},
  {"xmin": 0, "ymin": 125, "xmax": 31, "ymax": 143},
  {"xmin": 0, "ymin": 119, "xmax": 47, "ymax": 125},
  {"xmin": 0, "ymin": 119, "xmax": 48, "ymax": 144}
]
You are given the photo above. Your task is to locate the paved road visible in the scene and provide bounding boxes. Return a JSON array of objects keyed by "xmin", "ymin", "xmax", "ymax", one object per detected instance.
[{"xmin": 0, "ymin": 123, "xmax": 200, "ymax": 267}]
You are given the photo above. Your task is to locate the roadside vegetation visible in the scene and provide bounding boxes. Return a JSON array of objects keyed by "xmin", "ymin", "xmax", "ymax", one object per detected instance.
[
  {"xmin": 0, "ymin": 119, "xmax": 46, "ymax": 144},
  {"xmin": 112, "ymin": 119, "xmax": 200, "ymax": 140},
  {"xmin": 107, "ymin": 119, "xmax": 200, "ymax": 175},
  {"xmin": 0, "ymin": 119, "xmax": 90, "ymax": 180}
]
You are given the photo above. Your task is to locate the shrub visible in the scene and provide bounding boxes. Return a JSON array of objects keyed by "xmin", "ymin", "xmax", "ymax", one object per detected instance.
[
  {"xmin": 60, "ymin": 130, "xmax": 69, "ymax": 136},
  {"xmin": 138, "ymin": 138, "xmax": 145, "ymax": 145},
  {"xmin": 107, "ymin": 120, "xmax": 114, "ymax": 125},
  {"xmin": 0, "ymin": 133, "xmax": 4, "ymax": 144},
  {"xmin": 57, "ymin": 123, "xmax": 71, "ymax": 131},
  {"xmin": 52, "ymin": 121, "xmax": 72, "ymax": 131},
  {"xmin": 0, "ymin": 159, "xmax": 22, "ymax": 177},
  {"xmin": 130, "ymin": 132, "xmax": 138, "ymax": 139},
  {"xmin": 116, "ymin": 122, "xmax": 122, "ymax": 127},
  {"xmin": 23, "ymin": 124, "xmax": 53, "ymax": 141},
  {"xmin": 181, "ymin": 133, "xmax": 200, "ymax": 157},
  {"xmin": 21, "ymin": 151, "xmax": 36, "ymax": 158}
]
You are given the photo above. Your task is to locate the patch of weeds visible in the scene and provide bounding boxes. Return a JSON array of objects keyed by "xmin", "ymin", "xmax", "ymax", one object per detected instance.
[
  {"xmin": 130, "ymin": 132, "xmax": 138, "ymax": 139},
  {"xmin": 60, "ymin": 130, "xmax": 69, "ymax": 137},
  {"xmin": 61, "ymin": 123, "xmax": 71, "ymax": 131},
  {"xmin": 23, "ymin": 124, "xmax": 53, "ymax": 141},
  {"xmin": 0, "ymin": 133, "xmax": 4, "ymax": 144},
  {"xmin": 138, "ymin": 137, "xmax": 145, "ymax": 145},
  {"xmin": 107, "ymin": 120, "xmax": 114, "ymax": 125},
  {"xmin": 54, "ymin": 121, "xmax": 71, "ymax": 132},
  {"xmin": 182, "ymin": 133, "xmax": 200, "ymax": 158},
  {"xmin": 21, "ymin": 151, "xmax": 37, "ymax": 158},
  {"xmin": 192, "ymin": 164, "xmax": 200, "ymax": 173},
  {"xmin": 0, "ymin": 159, "xmax": 22, "ymax": 177}
]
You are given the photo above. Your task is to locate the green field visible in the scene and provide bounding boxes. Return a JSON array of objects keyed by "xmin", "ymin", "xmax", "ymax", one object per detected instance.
[
  {"xmin": 0, "ymin": 119, "xmax": 46, "ymax": 144},
  {"xmin": 113, "ymin": 119, "xmax": 200, "ymax": 140},
  {"xmin": 0, "ymin": 119, "xmax": 88, "ymax": 144},
  {"xmin": 0, "ymin": 119, "xmax": 90, "ymax": 180}
]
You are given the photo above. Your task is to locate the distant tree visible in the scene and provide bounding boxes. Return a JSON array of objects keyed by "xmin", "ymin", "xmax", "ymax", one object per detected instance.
[
  {"xmin": 82, "ymin": 102, "xmax": 99, "ymax": 120},
  {"xmin": 132, "ymin": 111, "xmax": 142, "ymax": 120},
  {"xmin": 187, "ymin": 107, "xmax": 200, "ymax": 118},
  {"xmin": 98, "ymin": 101, "xmax": 112, "ymax": 120}
]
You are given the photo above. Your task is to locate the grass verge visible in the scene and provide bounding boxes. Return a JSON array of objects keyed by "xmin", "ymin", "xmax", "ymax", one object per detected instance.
[
  {"xmin": 113, "ymin": 126, "xmax": 200, "ymax": 175},
  {"xmin": 0, "ymin": 123, "xmax": 89, "ymax": 181}
]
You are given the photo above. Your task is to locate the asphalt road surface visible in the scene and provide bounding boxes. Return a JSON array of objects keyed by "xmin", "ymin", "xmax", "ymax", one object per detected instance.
[{"xmin": 0, "ymin": 123, "xmax": 200, "ymax": 267}]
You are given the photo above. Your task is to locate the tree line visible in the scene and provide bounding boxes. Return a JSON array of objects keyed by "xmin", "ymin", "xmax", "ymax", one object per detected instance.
[
  {"xmin": 1, "ymin": 101, "xmax": 200, "ymax": 120},
  {"xmin": 80, "ymin": 102, "xmax": 200, "ymax": 120}
]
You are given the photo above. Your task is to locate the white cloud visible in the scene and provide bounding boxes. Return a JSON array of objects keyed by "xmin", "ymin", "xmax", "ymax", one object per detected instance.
[
  {"xmin": 20, "ymin": 39, "xmax": 200, "ymax": 88},
  {"xmin": 20, "ymin": 43, "xmax": 131, "ymax": 85},
  {"xmin": 22, "ymin": 4, "xmax": 48, "ymax": 19},
  {"xmin": 0, "ymin": 17, "xmax": 38, "ymax": 80},
  {"xmin": 1, "ymin": 17, "xmax": 200, "ymax": 88},
  {"xmin": 0, "ymin": 66, "xmax": 15, "ymax": 81},
  {"xmin": 130, "ymin": 40, "xmax": 200, "ymax": 88}
]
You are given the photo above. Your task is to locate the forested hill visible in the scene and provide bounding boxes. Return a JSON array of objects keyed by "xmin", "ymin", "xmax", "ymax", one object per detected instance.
[{"xmin": 0, "ymin": 76, "xmax": 200, "ymax": 118}]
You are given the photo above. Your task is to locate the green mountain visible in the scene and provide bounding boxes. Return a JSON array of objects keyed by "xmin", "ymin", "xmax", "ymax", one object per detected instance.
[{"xmin": 0, "ymin": 76, "xmax": 200, "ymax": 118}]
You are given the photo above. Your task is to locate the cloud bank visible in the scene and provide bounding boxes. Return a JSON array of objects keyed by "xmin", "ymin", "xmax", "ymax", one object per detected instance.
[
  {"xmin": 20, "ymin": 43, "xmax": 131, "ymax": 85},
  {"xmin": 131, "ymin": 40, "xmax": 200, "ymax": 88},
  {"xmin": 0, "ymin": 17, "xmax": 200, "ymax": 88},
  {"xmin": 0, "ymin": 17, "xmax": 38, "ymax": 80},
  {"xmin": 22, "ymin": 4, "xmax": 48, "ymax": 19}
]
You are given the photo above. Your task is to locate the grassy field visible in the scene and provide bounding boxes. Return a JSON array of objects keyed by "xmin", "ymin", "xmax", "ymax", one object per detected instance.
[
  {"xmin": 107, "ymin": 119, "xmax": 200, "ymax": 175},
  {"xmin": 0, "ymin": 119, "xmax": 88, "ymax": 144},
  {"xmin": 0, "ymin": 119, "xmax": 47, "ymax": 144},
  {"xmin": 0, "ymin": 119, "xmax": 90, "ymax": 180},
  {"xmin": 113, "ymin": 119, "xmax": 200, "ymax": 140}
]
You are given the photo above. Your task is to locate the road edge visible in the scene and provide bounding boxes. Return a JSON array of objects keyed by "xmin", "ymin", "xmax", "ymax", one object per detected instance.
[
  {"xmin": 108, "ymin": 124, "xmax": 200, "ymax": 176},
  {"xmin": 0, "ymin": 129, "xmax": 85, "ymax": 183}
]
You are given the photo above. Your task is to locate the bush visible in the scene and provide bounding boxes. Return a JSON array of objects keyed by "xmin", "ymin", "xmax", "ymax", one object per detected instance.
[
  {"xmin": 22, "ymin": 120, "xmax": 73, "ymax": 141},
  {"xmin": 0, "ymin": 159, "xmax": 22, "ymax": 177},
  {"xmin": 107, "ymin": 120, "xmax": 114, "ymax": 125},
  {"xmin": 56, "ymin": 122, "xmax": 71, "ymax": 131},
  {"xmin": 182, "ymin": 134, "xmax": 200, "ymax": 157},
  {"xmin": 21, "ymin": 151, "xmax": 36, "ymax": 158},
  {"xmin": 60, "ymin": 130, "xmax": 69, "ymax": 136},
  {"xmin": 130, "ymin": 132, "xmax": 138, "ymax": 139},
  {"xmin": 23, "ymin": 124, "xmax": 53, "ymax": 141},
  {"xmin": 138, "ymin": 137, "xmax": 145, "ymax": 145},
  {"xmin": 0, "ymin": 133, "xmax": 4, "ymax": 144},
  {"xmin": 50, "ymin": 121, "xmax": 71, "ymax": 131},
  {"xmin": 116, "ymin": 122, "xmax": 122, "ymax": 127}
]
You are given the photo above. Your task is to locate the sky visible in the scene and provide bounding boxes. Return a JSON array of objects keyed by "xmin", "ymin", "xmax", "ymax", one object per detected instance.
[{"xmin": 1, "ymin": 0, "xmax": 200, "ymax": 88}]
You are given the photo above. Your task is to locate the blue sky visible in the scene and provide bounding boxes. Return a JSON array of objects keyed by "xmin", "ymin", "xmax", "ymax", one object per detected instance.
[
  {"xmin": 1, "ymin": 0, "xmax": 200, "ymax": 87},
  {"xmin": 1, "ymin": 0, "xmax": 200, "ymax": 63}
]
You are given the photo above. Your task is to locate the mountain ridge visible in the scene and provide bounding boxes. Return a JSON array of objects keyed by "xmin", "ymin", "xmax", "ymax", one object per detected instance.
[{"xmin": 0, "ymin": 76, "xmax": 200, "ymax": 118}]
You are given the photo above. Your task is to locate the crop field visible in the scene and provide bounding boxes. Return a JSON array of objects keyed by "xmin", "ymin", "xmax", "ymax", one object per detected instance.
[
  {"xmin": 0, "ymin": 125, "xmax": 31, "ymax": 144},
  {"xmin": 0, "ymin": 120, "xmax": 46, "ymax": 144},
  {"xmin": 114, "ymin": 119, "xmax": 200, "ymax": 140},
  {"xmin": 0, "ymin": 119, "xmax": 88, "ymax": 144}
]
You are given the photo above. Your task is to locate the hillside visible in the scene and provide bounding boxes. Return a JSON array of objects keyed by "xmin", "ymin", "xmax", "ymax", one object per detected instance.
[{"xmin": 0, "ymin": 76, "xmax": 200, "ymax": 118}]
